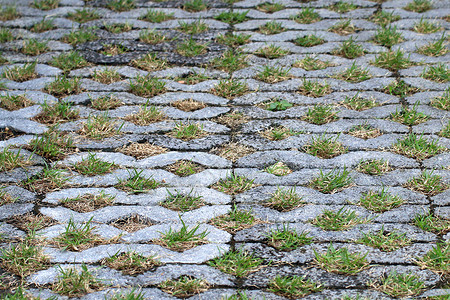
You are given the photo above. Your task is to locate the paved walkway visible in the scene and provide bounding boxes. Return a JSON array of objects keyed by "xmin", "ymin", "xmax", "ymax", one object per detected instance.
[{"xmin": 0, "ymin": 0, "xmax": 449, "ymax": 298}]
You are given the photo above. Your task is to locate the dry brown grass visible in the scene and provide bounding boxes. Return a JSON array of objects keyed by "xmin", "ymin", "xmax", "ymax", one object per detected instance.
[
  {"xmin": 123, "ymin": 106, "xmax": 166, "ymax": 126},
  {"xmin": 117, "ymin": 142, "xmax": 168, "ymax": 159},
  {"xmin": 61, "ymin": 193, "xmax": 115, "ymax": 213},
  {"xmin": 209, "ymin": 214, "xmax": 263, "ymax": 234},
  {"xmin": 53, "ymin": 233, "xmax": 120, "ymax": 252},
  {"xmin": 110, "ymin": 215, "xmax": 152, "ymax": 232},
  {"xmin": 347, "ymin": 125, "xmax": 382, "ymax": 139},
  {"xmin": 0, "ymin": 127, "xmax": 21, "ymax": 141},
  {"xmin": 210, "ymin": 142, "xmax": 255, "ymax": 162},
  {"xmin": 7, "ymin": 213, "xmax": 57, "ymax": 232},
  {"xmin": 91, "ymin": 70, "xmax": 123, "ymax": 84},
  {"xmin": 0, "ymin": 95, "xmax": 34, "ymax": 111},
  {"xmin": 213, "ymin": 111, "xmax": 249, "ymax": 129},
  {"xmin": 171, "ymin": 99, "xmax": 206, "ymax": 112}
]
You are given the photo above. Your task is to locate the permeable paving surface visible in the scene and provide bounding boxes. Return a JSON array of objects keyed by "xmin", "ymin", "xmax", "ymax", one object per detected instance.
[{"xmin": 0, "ymin": 0, "xmax": 449, "ymax": 298}]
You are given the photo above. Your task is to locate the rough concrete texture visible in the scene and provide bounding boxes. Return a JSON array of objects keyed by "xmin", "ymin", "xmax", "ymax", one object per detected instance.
[{"xmin": 0, "ymin": 0, "xmax": 449, "ymax": 298}]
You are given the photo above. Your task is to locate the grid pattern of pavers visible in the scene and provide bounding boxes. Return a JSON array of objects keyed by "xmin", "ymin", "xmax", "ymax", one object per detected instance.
[{"xmin": 0, "ymin": 0, "xmax": 449, "ymax": 298}]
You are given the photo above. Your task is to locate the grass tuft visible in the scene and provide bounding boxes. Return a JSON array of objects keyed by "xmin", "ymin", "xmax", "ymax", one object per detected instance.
[
  {"xmin": 265, "ymin": 187, "xmax": 304, "ymax": 212},
  {"xmin": 422, "ymin": 63, "xmax": 449, "ymax": 83},
  {"xmin": 259, "ymin": 21, "xmax": 285, "ymax": 35},
  {"xmin": 254, "ymin": 44, "xmax": 290, "ymax": 59},
  {"xmin": 1, "ymin": 62, "xmax": 37, "ymax": 82},
  {"xmin": 268, "ymin": 275, "xmax": 323, "ymax": 299},
  {"xmin": 357, "ymin": 226, "xmax": 411, "ymax": 252},
  {"xmin": 21, "ymin": 39, "xmax": 49, "ymax": 56},
  {"xmin": 67, "ymin": 8, "xmax": 99, "ymax": 23},
  {"xmin": 61, "ymin": 191, "xmax": 115, "ymax": 213},
  {"xmin": 417, "ymin": 34, "xmax": 448, "ymax": 57},
  {"xmin": 413, "ymin": 17, "xmax": 442, "ymax": 34},
  {"xmin": 210, "ymin": 206, "xmax": 261, "ymax": 234},
  {"xmin": 0, "ymin": 240, "xmax": 49, "ymax": 278},
  {"xmin": 116, "ymin": 169, "xmax": 160, "ymax": 194},
  {"xmin": 373, "ymin": 26, "xmax": 403, "ymax": 47},
  {"xmin": 332, "ymin": 37, "xmax": 365, "ymax": 59},
  {"xmin": 311, "ymin": 207, "xmax": 365, "ymax": 231},
  {"xmin": 313, "ymin": 244, "xmax": 369, "ymax": 274},
  {"xmin": 212, "ymin": 79, "xmax": 248, "ymax": 99},
  {"xmin": 155, "ymin": 217, "xmax": 209, "ymax": 251},
  {"xmin": 131, "ymin": 53, "xmax": 168, "ymax": 71},
  {"xmin": 214, "ymin": 10, "xmax": 249, "ymax": 25},
  {"xmin": 298, "ymin": 80, "xmax": 331, "ymax": 97},
  {"xmin": 413, "ymin": 214, "xmax": 450, "ymax": 235},
  {"xmin": 293, "ymin": 55, "xmax": 332, "ymax": 70},
  {"xmin": 372, "ymin": 50, "xmax": 416, "ymax": 71},
  {"xmin": 52, "ymin": 264, "xmax": 104, "ymax": 297},
  {"xmin": 291, "ymin": 8, "xmax": 321, "ymax": 24},
  {"xmin": 257, "ymin": 2, "xmax": 285, "ymax": 13},
  {"xmin": 160, "ymin": 189, "xmax": 205, "ymax": 212},
  {"xmin": 404, "ymin": 170, "xmax": 448, "ymax": 196},
  {"xmin": 102, "ymin": 251, "xmax": 160, "ymax": 275},
  {"xmin": 53, "ymin": 218, "xmax": 108, "ymax": 251},
  {"xmin": 370, "ymin": 271, "xmax": 426, "ymax": 298},
  {"xmin": 212, "ymin": 50, "xmax": 248, "ymax": 73},
  {"xmin": 370, "ymin": 10, "xmax": 400, "ymax": 27},
  {"xmin": 213, "ymin": 173, "xmax": 254, "ymax": 195},
  {"xmin": 255, "ymin": 65, "xmax": 292, "ymax": 83},
  {"xmin": 31, "ymin": 18, "xmax": 55, "ymax": 33},
  {"xmin": 391, "ymin": 133, "xmax": 445, "ymax": 160},
  {"xmin": 139, "ymin": 9, "xmax": 174, "ymax": 23},
  {"xmin": 169, "ymin": 122, "xmax": 207, "ymax": 140},
  {"xmin": 44, "ymin": 75, "xmax": 83, "ymax": 97},
  {"xmin": 61, "ymin": 27, "xmax": 98, "ymax": 45},
  {"xmin": 216, "ymin": 32, "xmax": 251, "ymax": 48},
  {"xmin": 28, "ymin": 126, "xmax": 74, "ymax": 159},
  {"xmin": 124, "ymin": 102, "xmax": 166, "ymax": 125},
  {"xmin": 328, "ymin": 19, "xmax": 358, "ymax": 35},
  {"xmin": 107, "ymin": 0, "xmax": 135, "ymax": 12},
  {"xmin": 416, "ymin": 242, "xmax": 449, "ymax": 274},
  {"xmin": 0, "ymin": 6, "xmax": 20, "ymax": 21},
  {"xmin": 389, "ymin": 102, "xmax": 430, "ymax": 125},
  {"xmin": 0, "ymin": 148, "xmax": 31, "ymax": 172},
  {"xmin": 50, "ymin": 51, "xmax": 89, "ymax": 72},
  {"xmin": 357, "ymin": 159, "xmax": 390, "ymax": 175},
  {"xmin": 266, "ymin": 224, "xmax": 312, "ymax": 251},
  {"xmin": 72, "ymin": 153, "xmax": 116, "ymax": 176},
  {"xmin": 341, "ymin": 94, "xmax": 379, "ymax": 111},
  {"xmin": 32, "ymin": 0, "xmax": 59, "ymax": 10},
  {"xmin": 310, "ymin": 168, "xmax": 353, "ymax": 194},
  {"xmin": 159, "ymin": 276, "xmax": 209, "ymax": 298},
  {"xmin": 0, "ymin": 94, "xmax": 34, "ymax": 110},
  {"xmin": 129, "ymin": 75, "xmax": 166, "ymax": 97},
  {"xmin": 79, "ymin": 113, "xmax": 122, "ymax": 140},
  {"xmin": 294, "ymin": 34, "xmax": 325, "ymax": 47},
  {"xmin": 177, "ymin": 39, "xmax": 208, "ymax": 57},
  {"xmin": 404, "ymin": 0, "xmax": 432, "ymax": 13},
  {"xmin": 208, "ymin": 249, "xmax": 264, "ymax": 277},
  {"xmin": 359, "ymin": 187, "xmax": 404, "ymax": 212}
]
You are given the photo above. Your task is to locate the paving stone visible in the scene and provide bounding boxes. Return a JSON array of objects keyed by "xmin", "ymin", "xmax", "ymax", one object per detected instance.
[{"xmin": 1, "ymin": 0, "xmax": 449, "ymax": 297}]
